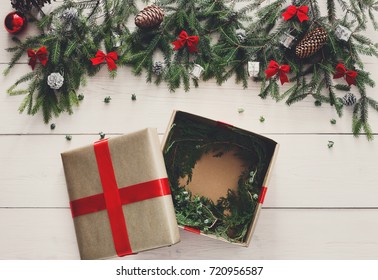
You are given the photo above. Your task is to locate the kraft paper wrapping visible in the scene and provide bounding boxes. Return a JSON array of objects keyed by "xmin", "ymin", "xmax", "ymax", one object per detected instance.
[{"xmin": 61, "ymin": 128, "xmax": 180, "ymax": 260}]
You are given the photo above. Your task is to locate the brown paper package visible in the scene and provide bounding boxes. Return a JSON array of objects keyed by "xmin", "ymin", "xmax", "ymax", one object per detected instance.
[{"xmin": 61, "ymin": 128, "xmax": 180, "ymax": 260}]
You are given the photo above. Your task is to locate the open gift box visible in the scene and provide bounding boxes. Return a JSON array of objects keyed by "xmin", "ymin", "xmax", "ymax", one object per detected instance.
[{"xmin": 61, "ymin": 111, "xmax": 278, "ymax": 259}]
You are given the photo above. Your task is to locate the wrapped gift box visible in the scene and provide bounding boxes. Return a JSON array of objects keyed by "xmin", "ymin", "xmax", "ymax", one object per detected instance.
[
  {"xmin": 61, "ymin": 128, "xmax": 180, "ymax": 259},
  {"xmin": 162, "ymin": 111, "xmax": 279, "ymax": 246}
]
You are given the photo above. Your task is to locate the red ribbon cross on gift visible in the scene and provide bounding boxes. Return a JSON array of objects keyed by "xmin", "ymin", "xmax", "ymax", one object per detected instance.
[{"xmin": 69, "ymin": 139, "xmax": 171, "ymax": 257}]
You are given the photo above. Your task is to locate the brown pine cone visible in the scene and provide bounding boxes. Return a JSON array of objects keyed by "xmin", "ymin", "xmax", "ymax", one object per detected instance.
[
  {"xmin": 135, "ymin": 4, "xmax": 165, "ymax": 29},
  {"xmin": 295, "ymin": 27, "xmax": 328, "ymax": 59},
  {"xmin": 11, "ymin": 0, "xmax": 55, "ymax": 12}
]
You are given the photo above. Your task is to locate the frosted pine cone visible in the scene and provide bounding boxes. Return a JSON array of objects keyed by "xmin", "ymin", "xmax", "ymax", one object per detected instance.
[
  {"xmin": 152, "ymin": 61, "xmax": 165, "ymax": 75},
  {"xmin": 61, "ymin": 8, "xmax": 79, "ymax": 22},
  {"xmin": 135, "ymin": 5, "xmax": 165, "ymax": 29},
  {"xmin": 47, "ymin": 72, "xmax": 64, "ymax": 89},
  {"xmin": 342, "ymin": 93, "xmax": 357, "ymax": 106}
]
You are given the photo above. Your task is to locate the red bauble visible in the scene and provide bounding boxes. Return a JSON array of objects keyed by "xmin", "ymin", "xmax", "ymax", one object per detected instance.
[{"xmin": 4, "ymin": 11, "xmax": 27, "ymax": 34}]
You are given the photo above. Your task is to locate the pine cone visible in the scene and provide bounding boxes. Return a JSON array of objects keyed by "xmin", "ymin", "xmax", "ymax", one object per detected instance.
[
  {"xmin": 342, "ymin": 93, "xmax": 357, "ymax": 106},
  {"xmin": 152, "ymin": 61, "xmax": 165, "ymax": 75},
  {"xmin": 295, "ymin": 27, "xmax": 328, "ymax": 59},
  {"xmin": 11, "ymin": 0, "xmax": 55, "ymax": 12},
  {"xmin": 135, "ymin": 5, "xmax": 164, "ymax": 29}
]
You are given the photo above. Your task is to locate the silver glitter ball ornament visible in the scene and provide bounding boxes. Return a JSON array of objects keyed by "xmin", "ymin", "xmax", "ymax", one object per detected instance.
[{"xmin": 61, "ymin": 8, "xmax": 79, "ymax": 22}]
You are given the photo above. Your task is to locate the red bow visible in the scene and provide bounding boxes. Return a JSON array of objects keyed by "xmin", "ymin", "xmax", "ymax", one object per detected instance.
[
  {"xmin": 282, "ymin": 6, "xmax": 309, "ymax": 23},
  {"xmin": 265, "ymin": 60, "xmax": 291, "ymax": 85},
  {"xmin": 333, "ymin": 63, "xmax": 357, "ymax": 86},
  {"xmin": 27, "ymin": 46, "xmax": 48, "ymax": 70},
  {"xmin": 172, "ymin": 31, "xmax": 199, "ymax": 53},
  {"xmin": 90, "ymin": 50, "xmax": 118, "ymax": 71}
]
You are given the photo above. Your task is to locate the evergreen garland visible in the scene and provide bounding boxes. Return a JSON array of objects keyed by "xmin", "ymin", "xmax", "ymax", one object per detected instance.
[
  {"xmin": 4, "ymin": 0, "xmax": 378, "ymax": 139},
  {"xmin": 163, "ymin": 112, "xmax": 276, "ymax": 243}
]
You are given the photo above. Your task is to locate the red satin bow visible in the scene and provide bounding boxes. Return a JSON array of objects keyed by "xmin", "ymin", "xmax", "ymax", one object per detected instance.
[
  {"xmin": 282, "ymin": 5, "xmax": 309, "ymax": 23},
  {"xmin": 90, "ymin": 50, "xmax": 118, "ymax": 71},
  {"xmin": 27, "ymin": 46, "xmax": 48, "ymax": 70},
  {"xmin": 265, "ymin": 60, "xmax": 291, "ymax": 85},
  {"xmin": 333, "ymin": 63, "xmax": 357, "ymax": 86},
  {"xmin": 172, "ymin": 30, "xmax": 199, "ymax": 53}
]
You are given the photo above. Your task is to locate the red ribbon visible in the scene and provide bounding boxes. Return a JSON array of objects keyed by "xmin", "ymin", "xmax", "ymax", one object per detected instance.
[
  {"xmin": 90, "ymin": 50, "xmax": 118, "ymax": 71},
  {"xmin": 258, "ymin": 186, "xmax": 268, "ymax": 204},
  {"xmin": 282, "ymin": 5, "xmax": 309, "ymax": 23},
  {"xmin": 264, "ymin": 60, "xmax": 290, "ymax": 85},
  {"xmin": 69, "ymin": 139, "xmax": 172, "ymax": 257},
  {"xmin": 184, "ymin": 226, "xmax": 201, "ymax": 234},
  {"xmin": 27, "ymin": 46, "xmax": 48, "ymax": 70},
  {"xmin": 333, "ymin": 63, "xmax": 357, "ymax": 86},
  {"xmin": 172, "ymin": 31, "xmax": 199, "ymax": 53}
]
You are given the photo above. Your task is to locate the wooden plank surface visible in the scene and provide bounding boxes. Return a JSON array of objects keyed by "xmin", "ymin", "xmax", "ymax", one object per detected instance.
[{"xmin": 1, "ymin": 1, "xmax": 378, "ymax": 260}]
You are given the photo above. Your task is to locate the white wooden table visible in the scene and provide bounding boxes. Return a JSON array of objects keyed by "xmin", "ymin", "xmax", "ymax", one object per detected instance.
[{"xmin": 1, "ymin": 2, "xmax": 378, "ymax": 260}]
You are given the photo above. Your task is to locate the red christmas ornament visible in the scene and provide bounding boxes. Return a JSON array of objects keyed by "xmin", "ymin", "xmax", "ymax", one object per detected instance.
[
  {"xmin": 172, "ymin": 30, "xmax": 199, "ymax": 53},
  {"xmin": 333, "ymin": 63, "xmax": 357, "ymax": 86},
  {"xmin": 90, "ymin": 50, "xmax": 119, "ymax": 71},
  {"xmin": 4, "ymin": 11, "xmax": 27, "ymax": 34},
  {"xmin": 282, "ymin": 6, "xmax": 309, "ymax": 23},
  {"xmin": 265, "ymin": 60, "xmax": 290, "ymax": 85}
]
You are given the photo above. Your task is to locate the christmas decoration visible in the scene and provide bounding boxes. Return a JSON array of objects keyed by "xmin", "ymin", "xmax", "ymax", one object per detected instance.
[
  {"xmin": 135, "ymin": 4, "xmax": 164, "ymax": 29},
  {"xmin": 131, "ymin": 93, "xmax": 136, "ymax": 101},
  {"xmin": 47, "ymin": 72, "xmax": 64, "ymax": 89},
  {"xmin": 328, "ymin": 141, "xmax": 334, "ymax": 148},
  {"xmin": 99, "ymin": 132, "xmax": 105, "ymax": 139},
  {"xmin": 279, "ymin": 32, "xmax": 296, "ymax": 49},
  {"xmin": 50, "ymin": 123, "xmax": 56, "ymax": 130},
  {"xmin": 163, "ymin": 111, "xmax": 278, "ymax": 243},
  {"xmin": 172, "ymin": 30, "xmax": 199, "ymax": 53},
  {"xmin": 248, "ymin": 61, "xmax": 260, "ymax": 77},
  {"xmin": 65, "ymin": 135, "xmax": 72, "ymax": 141},
  {"xmin": 238, "ymin": 108, "xmax": 245, "ymax": 113},
  {"xmin": 4, "ymin": 0, "xmax": 378, "ymax": 139},
  {"xmin": 152, "ymin": 61, "xmax": 165, "ymax": 76},
  {"xmin": 104, "ymin": 96, "xmax": 111, "ymax": 103},
  {"xmin": 236, "ymin": 29, "xmax": 246, "ymax": 43},
  {"xmin": 330, "ymin": 119, "xmax": 336, "ymax": 125},
  {"xmin": 342, "ymin": 93, "xmax": 357, "ymax": 106},
  {"xmin": 4, "ymin": 11, "xmax": 26, "ymax": 34},
  {"xmin": 265, "ymin": 60, "xmax": 290, "ymax": 85},
  {"xmin": 91, "ymin": 51, "xmax": 118, "ymax": 71},
  {"xmin": 295, "ymin": 27, "xmax": 328, "ymax": 58},
  {"xmin": 190, "ymin": 64, "xmax": 204, "ymax": 80},
  {"xmin": 333, "ymin": 63, "xmax": 357, "ymax": 86},
  {"xmin": 335, "ymin": 25, "xmax": 352, "ymax": 42},
  {"xmin": 78, "ymin": 94, "xmax": 84, "ymax": 101},
  {"xmin": 61, "ymin": 8, "xmax": 79, "ymax": 23},
  {"xmin": 27, "ymin": 46, "xmax": 48, "ymax": 70},
  {"xmin": 282, "ymin": 5, "xmax": 309, "ymax": 23},
  {"xmin": 259, "ymin": 116, "xmax": 265, "ymax": 123},
  {"xmin": 61, "ymin": 129, "xmax": 180, "ymax": 259},
  {"xmin": 11, "ymin": 0, "xmax": 54, "ymax": 13}
]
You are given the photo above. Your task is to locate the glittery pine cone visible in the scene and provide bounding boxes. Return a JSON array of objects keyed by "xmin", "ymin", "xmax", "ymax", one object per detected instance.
[
  {"xmin": 295, "ymin": 27, "xmax": 328, "ymax": 59},
  {"xmin": 135, "ymin": 5, "xmax": 165, "ymax": 29}
]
